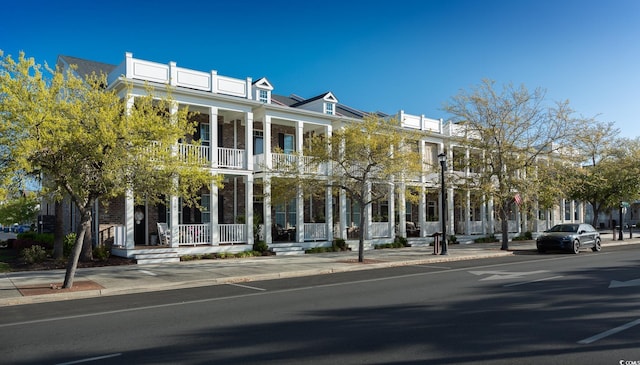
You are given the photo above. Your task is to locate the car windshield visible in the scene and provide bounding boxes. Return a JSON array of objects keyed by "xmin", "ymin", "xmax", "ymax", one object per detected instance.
[{"xmin": 549, "ymin": 224, "xmax": 578, "ymax": 233}]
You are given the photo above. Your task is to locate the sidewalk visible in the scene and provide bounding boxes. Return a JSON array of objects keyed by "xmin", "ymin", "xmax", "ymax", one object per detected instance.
[{"xmin": 1, "ymin": 237, "xmax": 638, "ymax": 307}]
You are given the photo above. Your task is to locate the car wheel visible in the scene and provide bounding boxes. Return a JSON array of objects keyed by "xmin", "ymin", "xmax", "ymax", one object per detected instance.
[
  {"xmin": 592, "ymin": 238, "xmax": 602, "ymax": 252},
  {"xmin": 537, "ymin": 247, "xmax": 546, "ymax": 253},
  {"xmin": 572, "ymin": 240, "xmax": 580, "ymax": 254}
]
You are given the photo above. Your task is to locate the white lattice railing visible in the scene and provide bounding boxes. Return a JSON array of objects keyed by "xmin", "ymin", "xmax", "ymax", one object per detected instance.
[
  {"xmin": 370, "ymin": 222, "xmax": 391, "ymax": 238},
  {"xmin": 219, "ymin": 224, "xmax": 246, "ymax": 244},
  {"xmin": 178, "ymin": 224, "xmax": 210, "ymax": 246},
  {"xmin": 304, "ymin": 223, "xmax": 328, "ymax": 241}
]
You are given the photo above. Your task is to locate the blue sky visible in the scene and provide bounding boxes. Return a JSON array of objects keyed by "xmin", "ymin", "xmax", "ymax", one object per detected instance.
[{"xmin": 2, "ymin": 0, "xmax": 639, "ymax": 137}]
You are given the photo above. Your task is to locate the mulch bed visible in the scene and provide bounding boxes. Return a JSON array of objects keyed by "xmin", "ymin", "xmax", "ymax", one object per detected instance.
[
  {"xmin": 17, "ymin": 280, "xmax": 105, "ymax": 296},
  {"xmin": 1, "ymin": 247, "xmax": 135, "ymax": 272}
]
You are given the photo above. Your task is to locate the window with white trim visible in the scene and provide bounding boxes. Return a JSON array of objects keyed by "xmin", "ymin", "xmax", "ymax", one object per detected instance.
[
  {"xmin": 259, "ymin": 89, "xmax": 268, "ymax": 103},
  {"xmin": 325, "ymin": 102, "xmax": 334, "ymax": 115}
]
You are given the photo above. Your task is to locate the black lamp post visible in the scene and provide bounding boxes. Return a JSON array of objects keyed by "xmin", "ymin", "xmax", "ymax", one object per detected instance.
[{"xmin": 438, "ymin": 152, "xmax": 448, "ymax": 255}]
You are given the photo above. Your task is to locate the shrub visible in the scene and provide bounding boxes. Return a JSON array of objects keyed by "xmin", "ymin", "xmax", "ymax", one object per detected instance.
[
  {"xmin": 394, "ymin": 236, "xmax": 409, "ymax": 247},
  {"xmin": 13, "ymin": 233, "xmax": 54, "ymax": 251},
  {"xmin": 449, "ymin": 235, "xmax": 458, "ymax": 244},
  {"xmin": 333, "ymin": 239, "xmax": 349, "ymax": 251},
  {"xmin": 253, "ymin": 241, "xmax": 269, "ymax": 253},
  {"xmin": 21, "ymin": 245, "xmax": 48, "ymax": 264},
  {"xmin": 64, "ymin": 233, "xmax": 77, "ymax": 257},
  {"xmin": 474, "ymin": 234, "xmax": 498, "ymax": 243},
  {"xmin": 93, "ymin": 245, "xmax": 111, "ymax": 261}
]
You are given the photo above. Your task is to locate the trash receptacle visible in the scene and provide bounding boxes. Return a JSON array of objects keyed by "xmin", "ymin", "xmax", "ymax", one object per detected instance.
[{"xmin": 431, "ymin": 232, "xmax": 441, "ymax": 255}]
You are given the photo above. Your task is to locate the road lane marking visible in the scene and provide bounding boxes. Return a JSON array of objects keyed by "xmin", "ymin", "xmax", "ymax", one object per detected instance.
[
  {"xmin": 470, "ymin": 270, "xmax": 549, "ymax": 280},
  {"xmin": 578, "ymin": 318, "xmax": 640, "ymax": 344},
  {"xmin": 503, "ymin": 275, "xmax": 564, "ymax": 287},
  {"xmin": 138, "ymin": 270, "xmax": 157, "ymax": 276},
  {"xmin": 55, "ymin": 353, "xmax": 122, "ymax": 364},
  {"xmin": 228, "ymin": 283, "xmax": 266, "ymax": 291},
  {"xmin": 0, "ymin": 253, "xmax": 617, "ymax": 328}
]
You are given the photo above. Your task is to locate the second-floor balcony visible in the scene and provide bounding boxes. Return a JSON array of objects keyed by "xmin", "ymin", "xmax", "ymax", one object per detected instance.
[
  {"xmin": 178, "ymin": 143, "xmax": 245, "ymax": 169},
  {"xmin": 254, "ymin": 153, "xmax": 329, "ymax": 175}
]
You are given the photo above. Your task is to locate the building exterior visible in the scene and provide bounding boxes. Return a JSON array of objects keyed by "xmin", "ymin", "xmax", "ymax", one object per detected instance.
[{"xmin": 41, "ymin": 52, "xmax": 614, "ymax": 262}]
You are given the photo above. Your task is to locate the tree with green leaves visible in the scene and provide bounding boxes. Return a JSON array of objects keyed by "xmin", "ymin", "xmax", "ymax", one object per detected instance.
[
  {"xmin": 0, "ymin": 192, "xmax": 39, "ymax": 228},
  {"xmin": 566, "ymin": 120, "xmax": 640, "ymax": 227},
  {"xmin": 273, "ymin": 115, "xmax": 423, "ymax": 262},
  {"xmin": 443, "ymin": 80, "xmax": 583, "ymax": 250},
  {"xmin": 0, "ymin": 51, "xmax": 218, "ymax": 287}
]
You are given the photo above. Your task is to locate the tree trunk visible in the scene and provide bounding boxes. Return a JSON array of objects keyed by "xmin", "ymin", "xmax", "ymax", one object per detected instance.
[
  {"xmin": 358, "ymin": 203, "xmax": 366, "ymax": 263},
  {"xmin": 62, "ymin": 206, "xmax": 92, "ymax": 288},
  {"xmin": 52, "ymin": 201, "xmax": 64, "ymax": 260},
  {"xmin": 499, "ymin": 208, "xmax": 509, "ymax": 251},
  {"xmin": 590, "ymin": 201, "xmax": 601, "ymax": 228},
  {"xmin": 81, "ymin": 224, "xmax": 93, "ymax": 262}
]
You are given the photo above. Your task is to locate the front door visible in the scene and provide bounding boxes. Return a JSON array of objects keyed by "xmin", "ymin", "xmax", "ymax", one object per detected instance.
[{"xmin": 134, "ymin": 205, "xmax": 146, "ymax": 245}]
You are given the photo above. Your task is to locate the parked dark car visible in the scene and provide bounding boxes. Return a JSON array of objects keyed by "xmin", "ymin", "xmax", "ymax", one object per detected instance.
[{"xmin": 536, "ymin": 223, "xmax": 601, "ymax": 254}]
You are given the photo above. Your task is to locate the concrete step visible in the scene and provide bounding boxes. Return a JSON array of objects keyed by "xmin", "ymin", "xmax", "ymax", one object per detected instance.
[
  {"xmin": 136, "ymin": 252, "xmax": 180, "ymax": 265},
  {"xmin": 270, "ymin": 246, "xmax": 305, "ymax": 256}
]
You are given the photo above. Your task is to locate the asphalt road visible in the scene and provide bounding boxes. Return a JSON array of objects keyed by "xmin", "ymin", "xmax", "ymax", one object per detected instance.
[{"xmin": 1, "ymin": 245, "xmax": 640, "ymax": 364}]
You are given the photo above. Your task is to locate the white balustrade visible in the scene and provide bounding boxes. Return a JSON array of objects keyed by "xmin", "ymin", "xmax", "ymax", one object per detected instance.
[
  {"xmin": 303, "ymin": 223, "xmax": 327, "ymax": 241},
  {"xmin": 178, "ymin": 224, "xmax": 210, "ymax": 246},
  {"xmin": 370, "ymin": 222, "xmax": 390, "ymax": 238},
  {"xmin": 178, "ymin": 143, "xmax": 210, "ymax": 166},
  {"xmin": 218, "ymin": 147, "xmax": 245, "ymax": 169},
  {"xmin": 219, "ymin": 224, "xmax": 246, "ymax": 244}
]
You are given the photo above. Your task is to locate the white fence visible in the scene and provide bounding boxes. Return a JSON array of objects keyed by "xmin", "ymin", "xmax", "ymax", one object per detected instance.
[{"xmin": 304, "ymin": 223, "xmax": 328, "ymax": 241}]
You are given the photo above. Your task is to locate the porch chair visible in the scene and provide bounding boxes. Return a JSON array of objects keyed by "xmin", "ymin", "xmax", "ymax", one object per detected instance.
[{"xmin": 157, "ymin": 223, "xmax": 171, "ymax": 246}]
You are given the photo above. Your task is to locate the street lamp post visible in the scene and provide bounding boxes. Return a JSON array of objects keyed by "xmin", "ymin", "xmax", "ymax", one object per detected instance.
[{"xmin": 438, "ymin": 152, "xmax": 448, "ymax": 255}]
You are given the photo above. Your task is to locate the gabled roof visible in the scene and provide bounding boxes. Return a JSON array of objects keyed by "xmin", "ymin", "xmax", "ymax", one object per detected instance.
[
  {"xmin": 290, "ymin": 92, "xmax": 337, "ymax": 107},
  {"xmin": 252, "ymin": 77, "xmax": 273, "ymax": 90},
  {"xmin": 56, "ymin": 55, "xmax": 116, "ymax": 80}
]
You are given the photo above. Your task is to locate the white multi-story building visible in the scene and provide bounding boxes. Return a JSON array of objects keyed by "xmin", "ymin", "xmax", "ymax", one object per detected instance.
[{"xmin": 40, "ymin": 52, "xmax": 593, "ymax": 262}]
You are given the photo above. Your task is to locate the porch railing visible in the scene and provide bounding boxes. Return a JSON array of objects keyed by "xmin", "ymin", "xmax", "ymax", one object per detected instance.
[
  {"xmin": 178, "ymin": 224, "xmax": 211, "ymax": 245},
  {"xmin": 218, "ymin": 147, "xmax": 245, "ymax": 169},
  {"xmin": 220, "ymin": 224, "xmax": 246, "ymax": 244},
  {"xmin": 370, "ymin": 222, "xmax": 390, "ymax": 238},
  {"xmin": 177, "ymin": 144, "xmax": 245, "ymax": 169},
  {"xmin": 304, "ymin": 223, "xmax": 328, "ymax": 241},
  {"xmin": 178, "ymin": 143, "xmax": 210, "ymax": 166}
]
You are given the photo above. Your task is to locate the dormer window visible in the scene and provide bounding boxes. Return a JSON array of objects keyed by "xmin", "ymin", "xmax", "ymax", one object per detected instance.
[
  {"xmin": 252, "ymin": 77, "xmax": 273, "ymax": 104},
  {"xmin": 325, "ymin": 102, "xmax": 334, "ymax": 115},
  {"xmin": 259, "ymin": 89, "xmax": 268, "ymax": 103}
]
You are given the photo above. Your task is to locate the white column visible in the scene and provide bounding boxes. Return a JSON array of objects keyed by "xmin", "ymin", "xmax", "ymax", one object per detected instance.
[
  {"xmin": 264, "ymin": 177, "xmax": 272, "ymax": 243},
  {"xmin": 170, "ymin": 194, "xmax": 179, "ymax": 248},
  {"xmin": 365, "ymin": 182, "xmax": 372, "ymax": 240},
  {"xmin": 125, "ymin": 189, "xmax": 135, "ymax": 249},
  {"xmin": 396, "ymin": 182, "xmax": 405, "ymax": 238},
  {"xmin": 488, "ymin": 196, "xmax": 495, "ymax": 233},
  {"xmin": 326, "ymin": 186, "xmax": 333, "ymax": 242},
  {"xmin": 209, "ymin": 107, "xmax": 218, "ymax": 168},
  {"xmin": 447, "ymin": 187, "xmax": 455, "ymax": 237},
  {"xmin": 246, "ymin": 175, "xmax": 254, "ymax": 245},
  {"xmin": 296, "ymin": 183, "xmax": 304, "ymax": 243},
  {"xmin": 210, "ymin": 181, "xmax": 219, "ymax": 245},
  {"xmin": 246, "ymin": 111, "xmax": 253, "ymax": 170},
  {"xmin": 481, "ymin": 195, "xmax": 487, "ymax": 235},
  {"xmin": 418, "ymin": 185, "xmax": 426, "ymax": 237},
  {"xmin": 265, "ymin": 116, "xmax": 272, "ymax": 169},
  {"xmin": 465, "ymin": 190, "xmax": 471, "ymax": 235},
  {"xmin": 389, "ymin": 183, "xmax": 396, "ymax": 239},
  {"xmin": 340, "ymin": 189, "xmax": 347, "ymax": 239}
]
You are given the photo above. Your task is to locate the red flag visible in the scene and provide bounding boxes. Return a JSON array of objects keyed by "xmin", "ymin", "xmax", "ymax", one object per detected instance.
[{"xmin": 514, "ymin": 193, "xmax": 523, "ymax": 206}]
